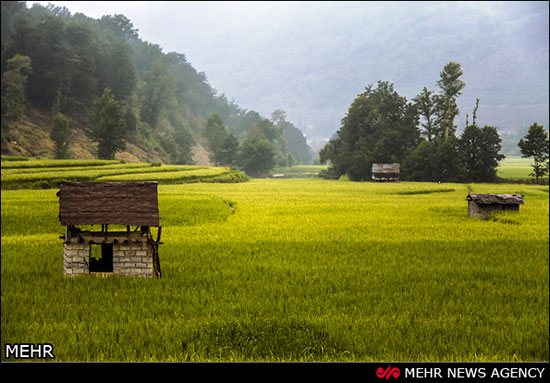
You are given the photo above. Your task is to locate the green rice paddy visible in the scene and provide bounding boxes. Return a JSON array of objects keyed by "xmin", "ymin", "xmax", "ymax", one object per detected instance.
[
  {"xmin": 1, "ymin": 159, "xmax": 247, "ymax": 189},
  {"xmin": 497, "ymin": 156, "xmax": 548, "ymax": 181},
  {"xmin": 1, "ymin": 161, "xmax": 548, "ymax": 361}
]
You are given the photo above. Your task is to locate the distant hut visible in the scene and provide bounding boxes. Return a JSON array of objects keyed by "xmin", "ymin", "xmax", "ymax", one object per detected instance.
[
  {"xmin": 372, "ymin": 163, "xmax": 400, "ymax": 182},
  {"xmin": 57, "ymin": 181, "xmax": 162, "ymax": 278},
  {"xmin": 466, "ymin": 193, "xmax": 524, "ymax": 219}
]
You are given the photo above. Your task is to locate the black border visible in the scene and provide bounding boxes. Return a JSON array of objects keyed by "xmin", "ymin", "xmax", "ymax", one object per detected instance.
[{"xmin": 1, "ymin": 361, "xmax": 549, "ymax": 382}]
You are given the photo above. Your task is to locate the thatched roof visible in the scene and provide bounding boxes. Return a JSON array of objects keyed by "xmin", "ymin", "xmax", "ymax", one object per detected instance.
[
  {"xmin": 466, "ymin": 193, "xmax": 524, "ymax": 205},
  {"xmin": 57, "ymin": 181, "xmax": 159, "ymax": 227}
]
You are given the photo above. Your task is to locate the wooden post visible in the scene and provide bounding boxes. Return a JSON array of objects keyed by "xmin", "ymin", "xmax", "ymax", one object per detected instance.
[{"xmin": 145, "ymin": 227, "xmax": 161, "ymax": 279}]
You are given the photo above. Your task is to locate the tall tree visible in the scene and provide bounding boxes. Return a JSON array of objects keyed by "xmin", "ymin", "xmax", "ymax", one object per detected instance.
[
  {"xmin": 1, "ymin": 54, "xmax": 32, "ymax": 121},
  {"xmin": 402, "ymin": 62, "xmax": 467, "ymax": 183},
  {"xmin": 458, "ymin": 99, "xmax": 505, "ymax": 182},
  {"xmin": 271, "ymin": 109, "xmax": 289, "ymax": 162},
  {"xmin": 518, "ymin": 123, "xmax": 550, "ymax": 182},
  {"xmin": 173, "ymin": 126, "xmax": 195, "ymax": 165},
  {"xmin": 477, "ymin": 125, "xmax": 506, "ymax": 181},
  {"xmin": 320, "ymin": 81, "xmax": 420, "ymax": 181},
  {"xmin": 413, "ymin": 87, "xmax": 437, "ymax": 142},
  {"xmin": 16, "ymin": 16, "xmax": 75, "ymax": 111},
  {"xmin": 217, "ymin": 134, "xmax": 240, "ymax": 166},
  {"xmin": 285, "ymin": 122, "xmax": 313, "ymax": 165},
  {"xmin": 238, "ymin": 137, "xmax": 275, "ymax": 177},
  {"xmin": 1, "ymin": 1, "xmax": 27, "ymax": 48},
  {"xmin": 248, "ymin": 118, "xmax": 279, "ymax": 142},
  {"xmin": 87, "ymin": 88, "xmax": 127, "ymax": 160},
  {"xmin": 139, "ymin": 61, "xmax": 171, "ymax": 128},
  {"xmin": 98, "ymin": 14, "xmax": 139, "ymax": 42},
  {"xmin": 50, "ymin": 113, "xmax": 70, "ymax": 158},
  {"xmin": 62, "ymin": 21, "xmax": 99, "ymax": 117},
  {"xmin": 434, "ymin": 61, "xmax": 465, "ymax": 139},
  {"xmin": 97, "ymin": 40, "xmax": 135, "ymax": 102},
  {"xmin": 204, "ymin": 113, "xmax": 228, "ymax": 165},
  {"xmin": 402, "ymin": 138, "xmax": 465, "ymax": 182},
  {"xmin": 459, "ymin": 124, "xmax": 504, "ymax": 182}
]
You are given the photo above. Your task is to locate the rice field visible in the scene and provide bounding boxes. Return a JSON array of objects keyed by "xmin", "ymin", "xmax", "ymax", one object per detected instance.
[
  {"xmin": 271, "ymin": 165, "xmax": 328, "ymax": 178},
  {"xmin": 497, "ymin": 156, "xmax": 548, "ymax": 181},
  {"xmin": 1, "ymin": 177, "xmax": 548, "ymax": 362},
  {"xmin": 0, "ymin": 158, "xmax": 248, "ymax": 189}
]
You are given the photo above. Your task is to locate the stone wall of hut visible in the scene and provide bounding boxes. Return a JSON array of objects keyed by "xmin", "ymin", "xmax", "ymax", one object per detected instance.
[
  {"xmin": 63, "ymin": 241, "xmax": 153, "ymax": 278},
  {"xmin": 467, "ymin": 201, "xmax": 520, "ymax": 219}
]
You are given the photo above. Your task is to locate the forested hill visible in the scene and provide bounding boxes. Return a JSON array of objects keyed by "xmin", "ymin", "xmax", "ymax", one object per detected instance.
[{"xmin": 0, "ymin": 2, "xmax": 314, "ymax": 165}]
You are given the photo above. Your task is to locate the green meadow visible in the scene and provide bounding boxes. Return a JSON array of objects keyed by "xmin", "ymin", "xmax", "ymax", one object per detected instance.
[
  {"xmin": 497, "ymin": 156, "xmax": 548, "ymax": 181},
  {"xmin": 1, "ymin": 175, "xmax": 548, "ymax": 361}
]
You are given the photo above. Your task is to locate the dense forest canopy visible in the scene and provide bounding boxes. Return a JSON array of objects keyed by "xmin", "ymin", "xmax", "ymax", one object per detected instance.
[{"xmin": 1, "ymin": 1, "xmax": 313, "ymax": 169}]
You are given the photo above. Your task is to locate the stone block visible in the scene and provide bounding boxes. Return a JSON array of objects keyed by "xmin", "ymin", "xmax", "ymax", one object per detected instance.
[{"xmin": 64, "ymin": 249, "xmax": 79, "ymax": 257}]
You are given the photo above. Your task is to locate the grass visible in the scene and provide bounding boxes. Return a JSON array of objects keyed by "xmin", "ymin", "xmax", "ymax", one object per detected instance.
[
  {"xmin": 1, "ymin": 159, "xmax": 248, "ymax": 189},
  {"xmin": 497, "ymin": 156, "xmax": 548, "ymax": 182},
  {"xmin": 0, "ymin": 155, "xmax": 29, "ymax": 161},
  {"xmin": 1, "ymin": 179, "xmax": 548, "ymax": 362},
  {"xmin": 271, "ymin": 165, "xmax": 328, "ymax": 178},
  {"xmin": 0, "ymin": 158, "xmax": 119, "ymax": 169},
  {"xmin": 96, "ymin": 166, "xmax": 234, "ymax": 182},
  {"xmin": 0, "ymin": 162, "xmax": 152, "ymax": 175}
]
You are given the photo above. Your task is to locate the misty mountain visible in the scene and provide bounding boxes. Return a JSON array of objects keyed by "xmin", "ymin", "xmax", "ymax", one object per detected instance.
[
  {"xmin": 152, "ymin": 2, "xmax": 548, "ymax": 145},
  {"xmin": 1, "ymin": 1, "xmax": 314, "ymax": 165}
]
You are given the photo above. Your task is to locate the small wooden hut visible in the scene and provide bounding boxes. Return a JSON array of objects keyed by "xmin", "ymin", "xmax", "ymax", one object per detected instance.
[
  {"xmin": 466, "ymin": 193, "xmax": 524, "ymax": 219},
  {"xmin": 57, "ymin": 181, "xmax": 162, "ymax": 278},
  {"xmin": 372, "ymin": 163, "xmax": 400, "ymax": 182}
]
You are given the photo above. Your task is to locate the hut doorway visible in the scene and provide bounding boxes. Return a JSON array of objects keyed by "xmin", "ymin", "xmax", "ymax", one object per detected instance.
[{"xmin": 89, "ymin": 244, "xmax": 113, "ymax": 273}]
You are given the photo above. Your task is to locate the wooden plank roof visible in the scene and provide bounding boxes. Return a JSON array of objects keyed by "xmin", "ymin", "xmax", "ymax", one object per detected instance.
[
  {"xmin": 466, "ymin": 193, "xmax": 524, "ymax": 205},
  {"xmin": 57, "ymin": 181, "xmax": 159, "ymax": 227},
  {"xmin": 372, "ymin": 163, "xmax": 400, "ymax": 173}
]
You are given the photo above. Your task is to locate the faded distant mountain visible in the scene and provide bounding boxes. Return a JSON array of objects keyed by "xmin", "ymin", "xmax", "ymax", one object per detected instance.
[{"xmin": 149, "ymin": 2, "xmax": 548, "ymax": 146}]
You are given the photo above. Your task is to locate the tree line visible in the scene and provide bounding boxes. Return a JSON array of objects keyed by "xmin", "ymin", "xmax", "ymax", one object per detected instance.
[
  {"xmin": 319, "ymin": 61, "xmax": 549, "ymax": 183},
  {"xmin": 203, "ymin": 109, "xmax": 310, "ymax": 176},
  {"xmin": 1, "ymin": 2, "xmax": 313, "ymax": 174}
]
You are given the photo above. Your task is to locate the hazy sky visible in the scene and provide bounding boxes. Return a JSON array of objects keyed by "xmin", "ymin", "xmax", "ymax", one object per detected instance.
[{"xmin": 28, "ymin": 1, "xmax": 549, "ymax": 142}]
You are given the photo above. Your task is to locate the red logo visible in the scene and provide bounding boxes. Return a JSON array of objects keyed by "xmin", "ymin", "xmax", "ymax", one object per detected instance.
[{"xmin": 377, "ymin": 366, "xmax": 401, "ymax": 380}]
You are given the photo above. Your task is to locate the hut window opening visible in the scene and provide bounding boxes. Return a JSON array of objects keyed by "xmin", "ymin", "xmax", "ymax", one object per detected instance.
[{"xmin": 89, "ymin": 244, "xmax": 113, "ymax": 273}]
